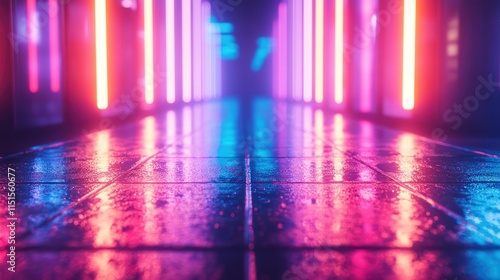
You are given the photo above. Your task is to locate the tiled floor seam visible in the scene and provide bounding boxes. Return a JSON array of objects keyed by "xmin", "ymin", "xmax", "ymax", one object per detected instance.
[{"xmin": 299, "ymin": 126, "xmax": 500, "ymax": 244}]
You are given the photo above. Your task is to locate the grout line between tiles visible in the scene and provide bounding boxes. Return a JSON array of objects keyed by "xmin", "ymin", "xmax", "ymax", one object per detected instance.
[{"xmin": 298, "ymin": 124, "xmax": 499, "ymax": 244}]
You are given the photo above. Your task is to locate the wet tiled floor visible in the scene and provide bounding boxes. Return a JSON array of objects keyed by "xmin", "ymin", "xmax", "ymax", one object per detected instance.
[{"xmin": 1, "ymin": 98, "xmax": 500, "ymax": 279}]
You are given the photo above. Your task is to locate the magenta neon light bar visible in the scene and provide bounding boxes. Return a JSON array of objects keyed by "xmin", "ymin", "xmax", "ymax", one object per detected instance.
[
  {"xmin": 314, "ymin": 0, "xmax": 324, "ymax": 103},
  {"xmin": 278, "ymin": 2, "xmax": 287, "ymax": 99},
  {"xmin": 27, "ymin": 0, "xmax": 39, "ymax": 93},
  {"xmin": 182, "ymin": 0, "xmax": 193, "ymax": 103},
  {"xmin": 144, "ymin": 0, "xmax": 154, "ymax": 104},
  {"xmin": 48, "ymin": 0, "xmax": 60, "ymax": 93},
  {"xmin": 166, "ymin": 0, "xmax": 176, "ymax": 104},
  {"xmin": 273, "ymin": 20, "xmax": 279, "ymax": 98},
  {"xmin": 193, "ymin": 0, "xmax": 203, "ymax": 102},
  {"xmin": 201, "ymin": 1, "xmax": 212, "ymax": 100},
  {"xmin": 303, "ymin": 0, "xmax": 313, "ymax": 102},
  {"xmin": 293, "ymin": 0, "xmax": 303, "ymax": 101},
  {"xmin": 335, "ymin": 0, "xmax": 344, "ymax": 105}
]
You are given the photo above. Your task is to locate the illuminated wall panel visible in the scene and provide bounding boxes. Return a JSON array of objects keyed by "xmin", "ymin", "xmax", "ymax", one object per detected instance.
[
  {"xmin": 347, "ymin": 0, "xmax": 378, "ymax": 114},
  {"xmin": 11, "ymin": 0, "xmax": 64, "ymax": 128}
]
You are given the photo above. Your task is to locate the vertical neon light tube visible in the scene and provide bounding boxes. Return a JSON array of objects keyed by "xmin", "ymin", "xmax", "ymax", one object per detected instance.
[
  {"xmin": 273, "ymin": 21, "xmax": 279, "ymax": 98},
  {"xmin": 95, "ymin": 0, "xmax": 108, "ymax": 109},
  {"xmin": 201, "ymin": 2, "xmax": 211, "ymax": 100},
  {"xmin": 193, "ymin": 0, "xmax": 202, "ymax": 101},
  {"xmin": 314, "ymin": 0, "xmax": 324, "ymax": 103},
  {"xmin": 293, "ymin": 0, "xmax": 303, "ymax": 101},
  {"xmin": 27, "ymin": 0, "xmax": 39, "ymax": 93},
  {"xmin": 144, "ymin": 0, "xmax": 154, "ymax": 104},
  {"xmin": 402, "ymin": 0, "xmax": 416, "ymax": 110},
  {"xmin": 334, "ymin": 0, "xmax": 344, "ymax": 104},
  {"xmin": 182, "ymin": 0, "xmax": 192, "ymax": 103},
  {"xmin": 303, "ymin": 0, "xmax": 313, "ymax": 102},
  {"xmin": 166, "ymin": 0, "xmax": 176, "ymax": 104},
  {"xmin": 278, "ymin": 3, "xmax": 287, "ymax": 99},
  {"xmin": 48, "ymin": 0, "xmax": 60, "ymax": 93}
]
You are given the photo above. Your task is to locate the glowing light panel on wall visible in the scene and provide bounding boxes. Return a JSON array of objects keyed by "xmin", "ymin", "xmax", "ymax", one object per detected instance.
[
  {"xmin": 166, "ymin": 0, "xmax": 176, "ymax": 104},
  {"xmin": 334, "ymin": 0, "xmax": 344, "ymax": 104},
  {"xmin": 95, "ymin": 0, "xmax": 109, "ymax": 109},
  {"xmin": 27, "ymin": 0, "xmax": 39, "ymax": 93},
  {"xmin": 402, "ymin": 0, "xmax": 416, "ymax": 110},
  {"xmin": 315, "ymin": 0, "xmax": 324, "ymax": 103},
  {"xmin": 144, "ymin": 0, "xmax": 154, "ymax": 104}
]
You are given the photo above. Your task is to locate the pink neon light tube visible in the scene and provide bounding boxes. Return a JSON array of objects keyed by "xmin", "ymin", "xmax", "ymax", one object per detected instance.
[
  {"xmin": 48, "ymin": 0, "xmax": 60, "ymax": 93},
  {"xmin": 95, "ymin": 0, "xmax": 109, "ymax": 109},
  {"xmin": 144, "ymin": 0, "xmax": 154, "ymax": 104},
  {"xmin": 27, "ymin": 0, "xmax": 39, "ymax": 93},
  {"xmin": 402, "ymin": 0, "xmax": 416, "ymax": 110},
  {"xmin": 193, "ymin": 0, "xmax": 202, "ymax": 101},
  {"xmin": 273, "ymin": 20, "xmax": 278, "ymax": 98},
  {"xmin": 334, "ymin": 0, "xmax": 344, "ymax": 104},
  {"xmin": 303, "ymin": 0, "xmax": 313, "ymax": 102},
  {"xmin": 293, "ymin": 0, "xmax": 303, "ymax": 101},
  {"xmin": 182, "ymin": 0, "xmax": 192, "ymax": 103},
  {"xmin": 314, "ymin": 0, "xmax": 324, "ymax": 103},
  {"xmin": 201, "ymin": 1, "xmax": 211, "ymax": 100},
  {"xmin": 278, "ymin": 3, "xmax": 287, "ymax": 99},
  {"xmin": 166, "ymin": 0, "xmax": 176, "ymax": 104}
]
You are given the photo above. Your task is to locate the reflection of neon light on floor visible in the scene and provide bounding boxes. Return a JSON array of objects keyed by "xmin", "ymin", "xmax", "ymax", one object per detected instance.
[
  {"xmin": 402, "ymin": 0, "xmax": 416, "ymax": 110},
  {"xmin": 27, "ymin": 0, "xmax": 39, "ymax": 93},
  {"xmin": 335, "ymin": 0, "xmax": 344, "ymax": 104},
  {"xmin": 144, "ymin": 0, "xmax": 154, "ymax": 104},
  {"xmin": 303, "ymin": 0, "xmax": 313, "ymax": 102},
  {"xmin": 279, "ymin": 3, "xmax": 287, "ymax": 99},
  {"xmin": 166, "ymin": 0, "xmax": 175, "ymax": 104},
  {"xmin": 95, "ymin": 0, "xmax": 108, "ymax": 109},
  {"xmin": 48, "ymin": 0, "xmax": 60, "ymax": 93},
  {"xmin": 315, "ymin": 0, "xmax": 324, "ymax": 103},
  {"xmin": 182, "ymin": 0, "xmax": 192, "ymax": 103}
]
